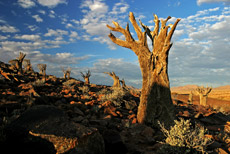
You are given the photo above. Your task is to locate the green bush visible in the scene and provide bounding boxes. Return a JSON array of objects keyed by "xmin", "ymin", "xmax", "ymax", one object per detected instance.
[{"xmin": 158, "ymin": 118, "xmax": 212, "ymax": 154}]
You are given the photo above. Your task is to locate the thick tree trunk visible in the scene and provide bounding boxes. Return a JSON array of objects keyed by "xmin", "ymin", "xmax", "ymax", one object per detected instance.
[{"xmin": 136, "ymin": 48, "xmax": 175, "ymax": 127}]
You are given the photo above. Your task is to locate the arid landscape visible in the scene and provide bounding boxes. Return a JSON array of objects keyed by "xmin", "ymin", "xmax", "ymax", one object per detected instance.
[
  {"xmin": 172, "ymin": 85, "xmax": 230, "ymax": 101},
  {"xmin": 1, "ymin": 1, "xmax": 230, "ymax": 153},
  {"xmin": 1, "ymin": 58, "xmax": 230, "ymax": 154}
]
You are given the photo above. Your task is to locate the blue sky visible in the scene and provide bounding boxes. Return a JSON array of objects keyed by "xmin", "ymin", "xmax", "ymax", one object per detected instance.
[{"xmin": 0, "ymin": 0, "xmax": 230, "ymax": 88}]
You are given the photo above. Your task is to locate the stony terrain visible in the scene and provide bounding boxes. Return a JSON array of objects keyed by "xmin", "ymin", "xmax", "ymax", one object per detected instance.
[{"xmin": 1, "ymin": 61, "xmax": 230, "ymax": 154}]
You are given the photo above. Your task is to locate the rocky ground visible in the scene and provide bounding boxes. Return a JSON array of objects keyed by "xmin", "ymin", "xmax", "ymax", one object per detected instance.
[{"xmin": 1, "ymin": 61, "xmax": 230, "ymax": 154}]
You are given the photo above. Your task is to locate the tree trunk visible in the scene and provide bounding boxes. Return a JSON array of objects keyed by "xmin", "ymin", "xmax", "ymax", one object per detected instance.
[{"xmin": 135, "ymin": 47, "xmax": 175, "ymax": 127}]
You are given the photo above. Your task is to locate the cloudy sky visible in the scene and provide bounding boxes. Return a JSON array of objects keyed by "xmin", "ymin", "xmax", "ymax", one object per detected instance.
[{"xmin": 0, "ymin": 0, "xmax": 230, "ymax": 88}]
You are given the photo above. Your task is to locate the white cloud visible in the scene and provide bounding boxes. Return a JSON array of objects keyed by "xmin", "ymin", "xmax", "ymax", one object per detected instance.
[
  {"xmin": 32, "ymin": 14, "xmax": 43, "ymax": 22},
  {"xmin": 18, "ymin": 0, "xmax": 36, "ymax": 8},
  {"xmin": 110, "ymin": 2, "xmax": 129, "ymax": 14},
  {"xmin": 65, "ymin": 23, "xmax": 73, "ymax": 28},
  {"xmin": 44, "ymin": 28, "xmax": 68, "ymax": 37},
  {"xmin": 0, "ymin": 19, "xmax": 7, "ymax": 24},
  {"xmin": 69, "ymin": 31, "xmax": 79, "ymax": 38},
  {"xmin": 0, "ymin": 35, "xmax": 8, "ymax": 40},
  {"xmin": 48, "ymin": 10, "xmax": 56, "ymax": 18},
  {"xmin": 197, "ymin": 0, "xmax": 230, "ymax": 5},
  {"xmin": 14, "ymin": 34, "xmax": 41, "ymax": 41},
  {"xmin": 71, "ymin": 19, "xmax": 80, "ymax": 25},
  {"xmin": 27, "ymin": 25, "xmax": 38, "ymax": 31},
  {"xmin": 79, "ymin": 0, "xmax": 129, "ymax": 49},
  {"xmin": 38, "ymin": 10, "xmax": 46, "ymax": 15},
  {"xmin": 168, "ymin": 8, "xmax": 230, "ymax": 87},
  {"xmin": 0, "ymin": 25, "xmax": 19, "ymax": 33},
  {"xmin": 37, "ymin": 0, "xmax": 67, "ymax": 8},
  {"xmin": 80, "ymin": 0, "xmax": 108, "ymax": 14}
]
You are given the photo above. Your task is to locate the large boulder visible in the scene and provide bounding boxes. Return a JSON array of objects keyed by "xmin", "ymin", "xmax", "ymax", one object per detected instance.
[{"xmin": 4, "ymin": 105, "xmax": 105, "ymax": 154}]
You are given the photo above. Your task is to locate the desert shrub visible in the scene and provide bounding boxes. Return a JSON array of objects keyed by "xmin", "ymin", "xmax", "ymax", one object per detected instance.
[
  {"xmin": 79, "ymin": 85, "xmax": 90, "ymax": 94},
  {"xmin": 32, "ymin": 79, "xmax": 45, "ymax": 87},
  {"xmin": 62, "ymin": 79, "xmax": 79, "ymax": 87},
  {"xmin": 158, "ymin": 118, "xmax": 212, "ymax": 154},
  {"xmin": 101, "ymin": 87, "xmax": 127, "ymax": 107}
]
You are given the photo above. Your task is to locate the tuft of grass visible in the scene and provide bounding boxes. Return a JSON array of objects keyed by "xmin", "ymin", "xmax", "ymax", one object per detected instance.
[{"xmin": 158, "ymin": 118, "xmax": 212, "ymax": 154}]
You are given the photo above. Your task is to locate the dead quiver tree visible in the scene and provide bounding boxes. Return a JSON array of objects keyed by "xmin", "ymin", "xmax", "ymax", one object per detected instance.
[
  {"xmin": 62, "ymin": 67, "xmax": 71, "ymax": 79},
  {"xmin": 81, "ymin": 70, "xmax": 91, "ymax": 85},
  {"xmin": 104, "ymin": 72, "xmax": 121, "ymax": 88},
  {"xmin": 37, "ymin": 64, "xmax": 47, "ymax": 79},
  {"xmin": 195, "ymin": 86, "xmax": 212, "ymax": 106},
  {"xmin": 23, "ymin": 59, "xmax": 33, "ymax": 73},
  {"xmin": 8, "ymin": 52, "xmax": 26, "ymax": 75},
  {"xmin": 120, "ymin": 78, "xmax": 126, "ymax": 89},
  {"xmin": 107, "ymin": 12, "xmax": 180, "ymax": 127}
]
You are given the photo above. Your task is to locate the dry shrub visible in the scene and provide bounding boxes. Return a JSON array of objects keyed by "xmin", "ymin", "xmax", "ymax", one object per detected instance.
[
  {"xmin": 100, "ymin": 87, "xmax": 127, "ymax": 107},
  {"xmin": 79, "ymin": 86, "xmax": 90, "ymax": 94},
  {"xmin": 32, "ymin": 79, "xmax": 45, "ymax": 87},
  {"xmin": 158, "ymin": 118, "xmax": 212, "ymax": 154}
]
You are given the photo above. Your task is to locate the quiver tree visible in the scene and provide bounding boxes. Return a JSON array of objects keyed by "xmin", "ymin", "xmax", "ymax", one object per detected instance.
[
  {"xmin": 62, "ymin": 67, "xmax": 71, "ymax": 79},
  {"xmin": 23, "ymin": 59, "xmax": 33, "ymax": 73},
  {"xmin": 81, "ymin": 70, "xmax": 91, "ymax": 85},
  {"xmin": 107, "ymin": 12, "xmax": 180, "ymax": 127},
  {"xmin": 8, "ymin": 52, "xmax": 26, "ymax": 75},
  {"xmin": 37, "ymin": 64, "xmax": 47, "ymax": 77},
  {"xmin": 120, "ymin": 79, "xmax": 126, "ymax": 89},
  {"xmin": 104, "ymin": 72, "xmax": 121, "ymax": 88},
  {"xmin": 195, "ymin": 86, "xmax": 212, "ymax": 106},
  {"xmin": 188, "ymin": 91, "xmax": 193, "ymax": 104}
]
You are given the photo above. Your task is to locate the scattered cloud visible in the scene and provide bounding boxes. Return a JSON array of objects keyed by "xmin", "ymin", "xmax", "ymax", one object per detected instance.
[
  {"xmin": 32, "ymin": 14, "xmax": 43, "ymax": 22},
  {"xmin": 44, "ymin": 28, "xmax": 68, "ymax": 37},
  {"xmin": 0, "ymin": 35, "xmax": 8, "ymax": 40},
  {"xmin": 38, "ymin": 10, "xmax": 46, "ymax": 15},
  {"xmin": 37, "ymin": 0, "xmax": 67, "ymax": 8},
  {"xmin": 18, "ymin": 0, "xmax": 36, "ymax": 8},
  {"xmin": 168, "ymin": 8, "xmax": 230, "ymax": 87},
  {"xmin": 0, "ymin": 25, "xmax": 19, "ymax": 33},
  {"xmin": 27, "ymin": 25, "xmax": 38, "ymax": 31},
  {"xmin": 14, "ymin": 34, "xmax": 41, "ymax": 41},
  {"xmin": 197, "ymin": 0, "xmax": 230, "ymax": 5},
  {"xmin": 48, "ymin": 10, "xmax": 56, "ymax": 18},
  {"xmin": 79, "ymin": 0, "xmax": 130, "ymax": 49}
]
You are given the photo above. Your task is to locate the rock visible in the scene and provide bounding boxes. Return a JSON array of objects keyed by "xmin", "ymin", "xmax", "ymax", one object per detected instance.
[
  {"xmin": 4, "ymin": 105, "xmax": 105, "ymax": 154},
  {"xmin": 141, "ymin": 126, "xmax": 155, "ymax": 138},
  {"xmin": 200, "ymin": 112, "xmax": 230, "ymax": 125},
  {"xmin": 72, "ymin": 116, "xmax": 84, "ymax": 123},
  {"xmin": 102, "ymin": 129, "xmax": 127, "ymax": 154},
  {"xmin": 124, "ymin": 100, "xmax": 137, "ymax": 110},
  {"xmin": 73, "ymin": 107, "xmax": 84, "ymax": 116}
]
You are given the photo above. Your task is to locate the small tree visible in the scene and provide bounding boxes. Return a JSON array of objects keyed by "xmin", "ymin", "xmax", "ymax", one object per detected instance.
[
  {"xmin": 188, "ymin": 91, "xmax": 193, "ymax": 104},
  {"xmin": 62, "ymin": 67, "xmax": 71, "ymax": 79},
  {"xmin": 107, "ymin": 12, "xmax": 180, "ymax": 127},
  {"xmin": 81, "ymin": 70, "xmax": 91, "ymax": 85},
  {"xmin": 8, "ymin": 52, "xmax": 26, "ymax": 75},
  {"xmin": 23, "ymin": 59, "xmax": 33, "ymax": 73},
  {"xmin": 104, "ymin": 72, "xmax": 121, "ymax": 88},
  {"xmin": 120, "ymin": 79, "xmax": 126, "ymax": 89},
  {"xmin": 195, "ymin": 86, "xmax": 212, "ymax": 106},
  {"xmin": 37, "ymin": 64, "xmax": 47, "ymax": 77}
]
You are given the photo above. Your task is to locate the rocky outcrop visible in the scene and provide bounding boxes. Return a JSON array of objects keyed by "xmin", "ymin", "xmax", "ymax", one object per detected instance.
[{"xmin": 4, "ymin": 105, "xmax": 105, "ymax": 154}]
